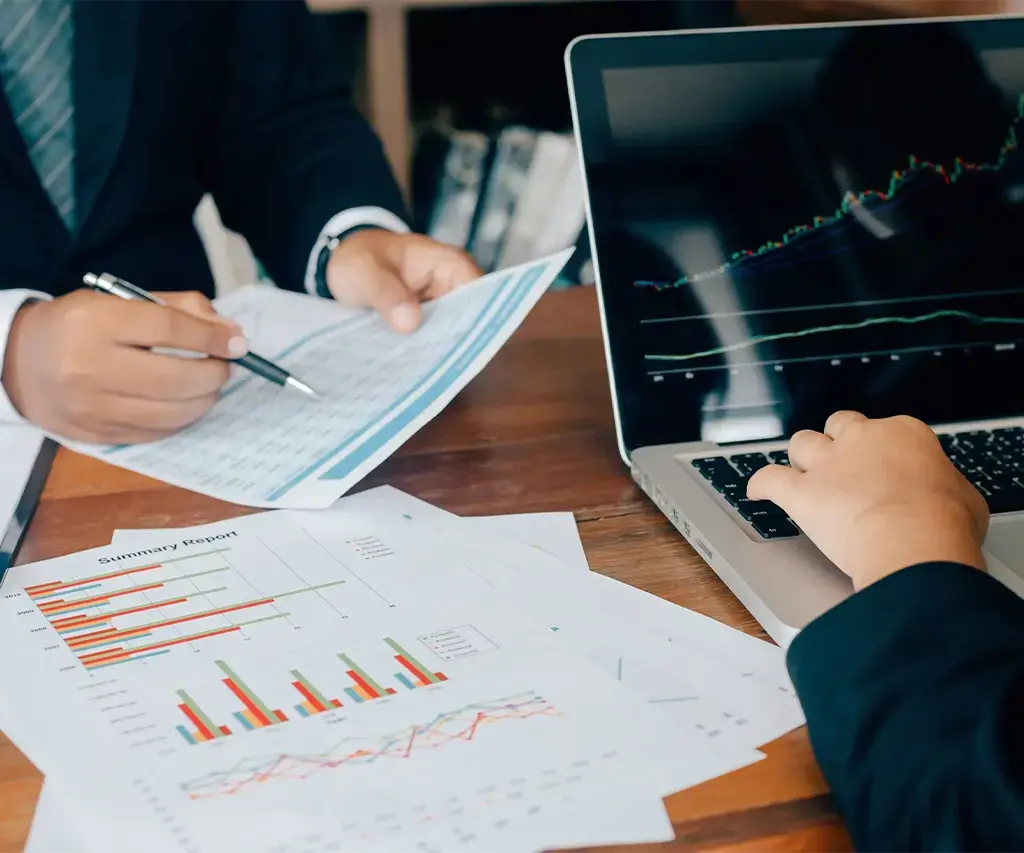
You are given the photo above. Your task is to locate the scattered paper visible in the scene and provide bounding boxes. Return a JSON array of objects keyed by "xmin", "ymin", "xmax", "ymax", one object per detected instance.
[{"xmin": 61, "ymin": 252, "xmax": 572, "ymax": 509}]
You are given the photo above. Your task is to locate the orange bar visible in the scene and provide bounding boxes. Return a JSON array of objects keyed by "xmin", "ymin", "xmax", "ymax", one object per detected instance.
[
  {"xmin": 41, "ymin": 582, "xmax": 165, "ymax": 614},
  {"xmin": 52, "ymin": 596, "xmax": 189, "ymax": 629},
  {"xmin": 69, "ymin": 599, "xmax": 271, "ymax": 649},
  {"xmin": 292, "ymin": 680, "xmax": 326, "ymax": 713},
  {"xmin": 66, "ymin": 627, "xmax": 119, "ymax": 646},
  {"xmin": 81, "ymin": 625, "xmax": 240, "ymax": 667},
  {"xmin": 241, "ymin": 709, "xmax": 263, "ymax": 729},
  {"xmin": 218, "ymin": 725, "xmax": 231, "ymax": 736},
  {"xmin": 330, "ymin": 699, "xmax": 342, "ymax": 708},
  {"xmin": 273, "ymin": 709, "xmax": 288, "ymax": 723},
  {"xmin": 178, "ymin": 703, "xmax": 216, "ymax": 741},
  {"xmin": 30, "ymin": 564, "xmax": 160, "ymax": 597},
  {"xmin": 24, "ymin": 580, "xmax": 63, "ymax": 594}
]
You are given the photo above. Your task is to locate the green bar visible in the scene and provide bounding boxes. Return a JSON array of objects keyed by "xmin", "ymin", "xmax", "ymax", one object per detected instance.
[
  {"xmin": 384, "ymin": 637, "xmax": 439, "ymax": 684},
  {"xmin": 291, "ymin": 670, "xmax": 331, "ymax": 708},
  {"xmin": 161, "ymin": 548, "xmax": 232, "ymax": 564},
  {"xmin": 274, "ymin": 580, "xmax": 346, "ymax": 600},
  {"xmin": 233, "ymin": 613, "xmax": 289, "ymax": 629},
  {"xmin": 174, "ymin": 568, "xmax": 232, "ymax": 582},
  {"xmin": 176, "ymin": 689, "xmax": 222, "ymax": 738},
  {"xmin": 215, "ymin": 660, "xmax": 274, "ymax": 722},
  {"xmin": 338, "ymin": 653, "xmax": 386, "ymax": 695}
]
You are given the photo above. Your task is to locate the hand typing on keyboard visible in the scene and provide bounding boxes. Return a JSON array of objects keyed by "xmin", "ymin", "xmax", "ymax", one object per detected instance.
[{"xmin": 746, "ymin": 411, "xmax": 989, "ymax": 591}]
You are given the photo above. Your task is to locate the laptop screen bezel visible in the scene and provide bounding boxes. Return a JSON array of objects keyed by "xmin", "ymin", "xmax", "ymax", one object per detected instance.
[{"xmin": 565, "ymin": 14, "xmax": 1024, "ymax": 463}]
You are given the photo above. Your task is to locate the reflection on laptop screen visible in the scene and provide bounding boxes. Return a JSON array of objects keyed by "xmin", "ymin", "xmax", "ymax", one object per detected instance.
[{"xmin": 575, "ymin": 19, "xmax": 1024, "ymax": 451}]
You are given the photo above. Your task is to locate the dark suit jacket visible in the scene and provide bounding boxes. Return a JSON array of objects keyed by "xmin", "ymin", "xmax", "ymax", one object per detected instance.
[
  {"xmin": 787, "ymin": 562, "xmax": 1024, "ymax": 850},
  {"xmin": 0, "ymin": 0, "xmax": 405, "ymax": 298}
]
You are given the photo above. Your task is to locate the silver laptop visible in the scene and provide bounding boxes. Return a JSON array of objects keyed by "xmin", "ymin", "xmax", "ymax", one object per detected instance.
[{"xmin": 566, "ymin": 14, "xmax": 1024, "ymax": 647}]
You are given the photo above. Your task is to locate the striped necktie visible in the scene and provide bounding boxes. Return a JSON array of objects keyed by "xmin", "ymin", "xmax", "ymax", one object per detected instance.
[{"xmin": 0, "ymin": 0, "xmax": 74, "ymax": 230}]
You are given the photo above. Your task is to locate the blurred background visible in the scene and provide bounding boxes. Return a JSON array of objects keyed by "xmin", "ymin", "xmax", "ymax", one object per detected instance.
[{"xmin": 197, "ymin": 0, "xmax": 1024, "ymax": 294}]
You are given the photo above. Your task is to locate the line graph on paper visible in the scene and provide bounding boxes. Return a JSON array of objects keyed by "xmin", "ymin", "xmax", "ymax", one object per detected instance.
[
  {"xmin": 635, "ymin": 93, "xmax": 1024, "ymax": 291},
  {"xmin": 180, "ymin": 692, "xmax": 557, "ymax": 799}
]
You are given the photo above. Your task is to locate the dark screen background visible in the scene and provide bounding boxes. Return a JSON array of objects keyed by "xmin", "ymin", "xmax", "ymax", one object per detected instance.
[{"xmin": 580, "ymin": 21, "xmax": 1024, "ymax": 452}]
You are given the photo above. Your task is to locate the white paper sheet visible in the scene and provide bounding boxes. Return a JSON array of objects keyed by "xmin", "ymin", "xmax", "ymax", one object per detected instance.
[
  {"xmin": 61, "ymin": 251, "xmax": 572, "ymax": 509},
  {"xmin": 4, "ymin": 507, "xmax": 748, "ymax": 853}
]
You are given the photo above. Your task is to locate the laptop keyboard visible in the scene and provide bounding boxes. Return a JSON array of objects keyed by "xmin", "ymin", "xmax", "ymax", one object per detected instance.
[{"xmin": 690, "ymin": 426, "xmax": 1024, "ymax": 540}]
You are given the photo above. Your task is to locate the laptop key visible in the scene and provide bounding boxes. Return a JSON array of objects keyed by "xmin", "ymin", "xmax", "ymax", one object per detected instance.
[
  {"xmin": 729, "ymin": 453, "xmax": 770, "ymax": 477},
  {"xmin": 691, "ymin": 457, "xmax": 743, "ymax": 489},
  {"xmin": 751, "ymin": 518, "xmax": 800, "ymax": 539},
  {"xmin": 767, "ymin": 450, "xmax": 790, "ymax": 466}
]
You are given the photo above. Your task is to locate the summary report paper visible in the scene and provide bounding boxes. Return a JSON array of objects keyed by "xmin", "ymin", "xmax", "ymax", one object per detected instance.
[{"xmin": 63, "ymin": 251, "xmax": 572, "ymax": 508}]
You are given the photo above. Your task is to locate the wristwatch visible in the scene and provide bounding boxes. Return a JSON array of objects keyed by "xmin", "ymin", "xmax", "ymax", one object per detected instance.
[{"xmin": 313, "ymin": 225, "xmax": 382, "ymax": 299}]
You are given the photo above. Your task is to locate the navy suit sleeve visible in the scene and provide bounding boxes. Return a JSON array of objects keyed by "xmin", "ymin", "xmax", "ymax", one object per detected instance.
[
  {"xmin": 786, "ymin": 561, "xmax": 1024, "ymax": 851},
  {"xmin": 208, "ymin": 0, "xmax": 408, "ymax": 292}
]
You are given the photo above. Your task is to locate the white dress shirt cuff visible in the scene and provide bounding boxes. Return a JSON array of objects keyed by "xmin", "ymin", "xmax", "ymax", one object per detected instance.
[
  {"xmin": 304, "ymin": 206, "xmax": 411, "ymax": 296},
  {"xmin": 0, "ymin": 289, "xmax": 51, "ymax": 425}
]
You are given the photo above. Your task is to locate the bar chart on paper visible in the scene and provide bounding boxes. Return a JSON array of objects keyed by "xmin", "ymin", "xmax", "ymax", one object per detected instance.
[
  {"xmin": 19, "ymin": 524, "xmax": 413, "ymax": 671},
  {"xmin": 170, "ymin": 634, "xmax": 456, "ymax": 746}
]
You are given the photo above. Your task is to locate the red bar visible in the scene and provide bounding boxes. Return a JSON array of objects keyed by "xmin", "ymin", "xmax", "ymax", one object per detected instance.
[
  {"xmin": 70, "ymin": 599, "xmax": 272, "ymax": 648},
  {"xmin": 292, "ymin": 680, "xmax": 326, "ymax": 713},
  {"xmin": 39, "ymin": 598, "xmax": 65, "ymax": 605},
  {"xmin": 66, "ymin": 627, "xmax": 119, "ymax": 646},
  {"xmin": 385, "ymin": 688, "xmax": 396, "ymax": 695},
  {"xmin": 219, "ymin": 725, "xmax": 232, "ymax": 736},
  {"xmin": 178, "ymin": 702, "xmax": 216, "ymax": 741},
  {"xmin": 330, "ymin": 699, "xmax": 342, "ymax": 708},
  {"xmin": 273, "ymin": 709, "xmax": 288, "ymax": 723},
  {"xmin": 52, "ymin": 596, "xmax": 189, "ymax": 629},
  {"xmin": 81, "ymin": 625, "xmax": 240, "ymax": 666},
  {"xmin": 81, "ymin": 647, "xmax": 124, "ymax": 661},
  {"xmin": 41, "ymin": 582, "xmax": 165, "ymax": 614},
  {"xmin": 30, "ymin": 564, "xmax": 160, "ymax": 597},
  {"xmin": 434, "ymin": 672, "xmax": 448, "ymax": 682},
  {"xmin": 346, "ymin": 669, "xmax": 381, "ymax": 699},
  {"xmin": 25, "ymin": 580, "xmax": 63, "ymax": 594},
  {"xmin": 395, "ymin": 654, "xmax": 432, "ymax": 687},
  {"xmin": 222, "ymin": 678, "xmax": 272, "ymax": 726}
]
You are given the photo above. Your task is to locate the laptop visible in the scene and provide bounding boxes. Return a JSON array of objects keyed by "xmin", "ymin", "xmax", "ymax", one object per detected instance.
[{"xmin": 566, "ymin": 14, "xmax": 1024, "ymax": 647}]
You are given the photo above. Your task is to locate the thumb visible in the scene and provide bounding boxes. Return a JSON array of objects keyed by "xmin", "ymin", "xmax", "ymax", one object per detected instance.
[
  {"xmin": 747, "ymin": 463, "xmax": 802, "ymax": 509},
  {"xmin": 333, "ymin": 263, "xmax": 422, "ymax": 334}
]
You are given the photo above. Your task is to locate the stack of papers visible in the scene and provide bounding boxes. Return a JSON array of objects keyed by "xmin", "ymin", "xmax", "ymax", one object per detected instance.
[{"xmin": 0, "ymin": 486, "xmax": 804, "ymax": 853}]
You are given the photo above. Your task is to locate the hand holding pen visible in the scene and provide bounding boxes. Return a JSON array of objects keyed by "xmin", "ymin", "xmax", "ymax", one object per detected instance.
[
  {"xmin": 0, "ymin": 281, "xmax": 316, "ymax": 447},
  {"xmin": 83, "ymin": 273, "xmax": 319, "ymax": 399}
]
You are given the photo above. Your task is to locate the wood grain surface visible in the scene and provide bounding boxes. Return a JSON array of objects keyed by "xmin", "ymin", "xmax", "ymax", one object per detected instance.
[{"xmin": 0, "ymin": 287, "xmax": 850, "ymax": 852}]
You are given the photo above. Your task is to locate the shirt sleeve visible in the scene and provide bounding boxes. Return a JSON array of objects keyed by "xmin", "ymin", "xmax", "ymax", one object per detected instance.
[
  {"xmin": 302, "ymin": 206, "xmax": 411, "ymax": 296},
  {"xmin": 786, "ymin": 561, "xmax": 1024, "ymax": 851},
  {"xmin": 0, "ymin": 289, "xmax": 51, "ymax": 425}
]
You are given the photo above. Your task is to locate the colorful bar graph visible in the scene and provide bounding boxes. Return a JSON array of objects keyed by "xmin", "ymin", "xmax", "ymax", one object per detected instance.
[
  {"xmin": 176, "ymin": 689, "xmax": 223, "ymax": 743},
  {"xmin": 216, "ymin": 660, "xmax": 289, "ymax": 728},
  {"xmin": 80, "ymin": 625, "xmax": 241, "ymax": 669},
  {"xmin": 385, "ymin": 637, "xmax": 447, "ymax": 688},
  {"xmin": 338, "ymin": 653, "xmax": 389, "ymax": 699},
  {"xmin": 290, "ymin": 669, "xmax": 340, "ymax": 717},
  {"xmin": 66, "ymin": 598, "xmax": 275, "ymax": 651}
]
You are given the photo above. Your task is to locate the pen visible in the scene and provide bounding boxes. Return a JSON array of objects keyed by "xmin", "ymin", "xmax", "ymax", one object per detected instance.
[{"xmin": 82, "ymin": 272, "xmax": 320, "ymax": 399}]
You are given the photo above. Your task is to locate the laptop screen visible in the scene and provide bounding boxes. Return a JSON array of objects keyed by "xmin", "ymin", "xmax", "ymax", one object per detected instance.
[{"xmin": 569, "ymin": 17, "xmax": 1024, "ymax": 455}]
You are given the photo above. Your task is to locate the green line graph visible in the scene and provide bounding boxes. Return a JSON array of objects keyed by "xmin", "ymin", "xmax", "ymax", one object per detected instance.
[{"xmin": 645, "ymin": 310, "xmax": 1024, "ymax": 362}]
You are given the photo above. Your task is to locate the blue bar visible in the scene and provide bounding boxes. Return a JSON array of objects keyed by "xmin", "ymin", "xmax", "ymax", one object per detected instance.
[
  {"xmin": 33, "ymin": 583, "xmax": 103, "ymax": 601},
  {"xmin": 176, "ymin": 725, "xmax": 197, "ymax": 746},
  {"xmin": 344, "ymin": 687, "xmax": 364, "ymax": 704},
  {"xmin": 394, "ymin": 672, "xmax": 416, "ymax": 691},
  {"xmin": 58, "ymin": 622, "xmax": 109, "ymax": 635},
  {"xmin": 233, "ymin": 711, "xmax": 254, "ymax": 731},
  {"xmin": 88, "ymin": 648, "xmax": 171, "ymax": 670},
  {"xmin": 295, "ymin": 705, "xmax": 309, "ymax": 718}
]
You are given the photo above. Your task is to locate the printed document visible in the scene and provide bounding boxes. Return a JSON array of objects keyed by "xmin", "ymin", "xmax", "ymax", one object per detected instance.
[{"xmin": 63, "ymin": 251, "xmax": 571, "ymax": 509}]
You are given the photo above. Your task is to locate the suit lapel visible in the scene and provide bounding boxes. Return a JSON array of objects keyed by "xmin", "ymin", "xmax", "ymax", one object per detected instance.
[{"xmin": 73, "ymin": 0, "xmax": 139, "ymax": 232}]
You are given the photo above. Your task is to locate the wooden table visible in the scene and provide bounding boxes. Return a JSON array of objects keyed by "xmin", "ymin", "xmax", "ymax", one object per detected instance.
[{"xmin": 0, "ymin": 287, "xmax": 850, "ymax": 853}]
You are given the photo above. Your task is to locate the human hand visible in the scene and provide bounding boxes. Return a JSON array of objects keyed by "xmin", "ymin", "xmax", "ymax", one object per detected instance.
[
  {"xmin": 325, "ymin": 229, "xmax": 482, "ymax": 333},
  {"xmin": 747, "ymin": 411, "xmax": 989, "ymax": 590},
  {"xmin": 2, "ymin": 290, "xmax": 247, "ymax": 444}
]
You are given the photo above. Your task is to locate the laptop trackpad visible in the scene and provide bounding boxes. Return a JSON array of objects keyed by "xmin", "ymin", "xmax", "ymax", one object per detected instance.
[{"xmin": 983, "ymin": 517, "xmax": 1024, "ymax": 593}]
